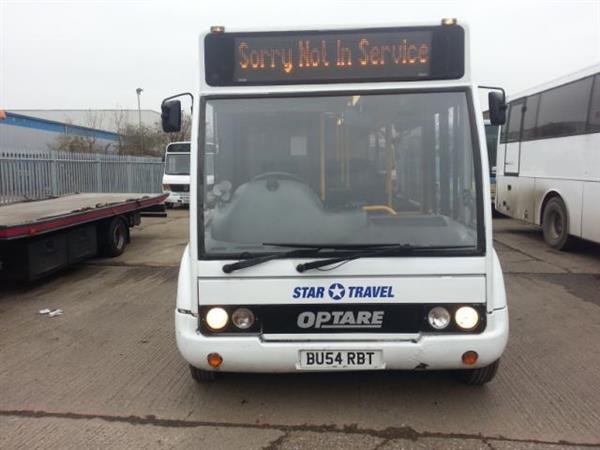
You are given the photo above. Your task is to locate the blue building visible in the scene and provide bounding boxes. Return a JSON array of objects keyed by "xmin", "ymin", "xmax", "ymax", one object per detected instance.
[{"xmin": 0, "ymin": 110, "xmax": 120, "ymax": 153}]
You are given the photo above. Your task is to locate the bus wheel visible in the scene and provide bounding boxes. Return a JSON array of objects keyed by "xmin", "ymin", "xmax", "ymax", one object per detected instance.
[
  {"xmin": 542, "ymin": 197, "xmax": 572, "ymax": 250},
  {"xmin": 457, "ymin": 360, "xmax": 500, "ymax": 385},
  {"xmin": 99, "ymin": 216, "xmax": 129, "ymax": 257},
  {"xmin": 190, "ymin": 365, "xmax": 219, "ymax": 382}
]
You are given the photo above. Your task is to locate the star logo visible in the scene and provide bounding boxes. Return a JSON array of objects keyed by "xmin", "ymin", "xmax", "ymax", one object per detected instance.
[{"xmin": 328, "ymin": 283, "xmax": 346, "ymax": 300}]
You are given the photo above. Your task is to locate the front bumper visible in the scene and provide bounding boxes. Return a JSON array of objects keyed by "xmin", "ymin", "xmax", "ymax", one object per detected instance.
[
  {"xmin": 165, "ymin": 192, "xmax": 190, "ymax": 205},
  {"xmin": 176, "ymin": 307, "xmax": 508, "ymax": 372}
]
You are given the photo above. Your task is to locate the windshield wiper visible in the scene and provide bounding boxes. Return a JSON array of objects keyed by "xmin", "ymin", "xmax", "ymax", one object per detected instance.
[
  {"xmin": 263, "ymin": 242, "xmax": 398, "ymax": 249},
  {"xmin": 222, "ymin": 243, "xmax": 476, "ymax": 274},
  {"xmin": 221, "ymin": 242, "xmax": 395, "ymax": 273},
  {"xmin": 295, "ymin": 244, "xmax": 477, "ymax": 273},
  {"xmin": 222, "ymin": 244, "xmax": 324, "ymax": 273}
]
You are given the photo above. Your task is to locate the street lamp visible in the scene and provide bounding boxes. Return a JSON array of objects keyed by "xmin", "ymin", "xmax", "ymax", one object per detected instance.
[{"xmin": 136, "ymin": 88, "xmax": 144, "ymax": 153}]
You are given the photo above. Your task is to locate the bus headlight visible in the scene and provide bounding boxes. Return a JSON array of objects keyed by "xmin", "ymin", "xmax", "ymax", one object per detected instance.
[
  {"xmin": 231, "ymin": 308, "xmax": 255, "ymax": 329},
  {"xmin": 427, "ymin": 306, "xmax": 451, "ymax": 329},
  {"xmin": 206, "ymin": 307, "xmax": 228, "ymax": 331},
  {"xmin": 455, "ymin": 306, "xmax": 479, "ymax": 330}
]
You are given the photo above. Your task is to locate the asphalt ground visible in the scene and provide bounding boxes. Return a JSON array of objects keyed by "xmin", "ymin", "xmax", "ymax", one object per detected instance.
[{"xmin": 1, "ymin": 209, "xmax": 600, "ymax": 449}]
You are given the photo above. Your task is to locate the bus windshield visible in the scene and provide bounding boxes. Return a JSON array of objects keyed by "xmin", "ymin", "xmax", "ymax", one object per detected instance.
[
  {"xmin": 203, "ymin": 91, "xmax": 480, "ymax": 256},
  {"xmin": 165, "ymin": 153, "xmax": 190, "ymax": 175}
]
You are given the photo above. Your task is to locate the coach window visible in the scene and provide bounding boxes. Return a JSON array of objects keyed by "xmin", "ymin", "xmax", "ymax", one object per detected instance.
[
  {"xmin": 506, "ymin": 101, "xmax": 524, "ymax": 143},
  {"xmin": 499, "ymin": 123, "xmax": 508, "ymax": 144},
  {"xmin": 588, "ymin": 74, "xmax": 600, "ymax": 133},
  {"xmin": 499, "ymin": 110, "xmax": 509, "ymax": 144},
  {"xmin": 537, "ymin": 76, "xmax": 593, "ymax": 139},
  {"xmin": 521, "ymin": 94, "xmax": 540, "ymax": 141}
]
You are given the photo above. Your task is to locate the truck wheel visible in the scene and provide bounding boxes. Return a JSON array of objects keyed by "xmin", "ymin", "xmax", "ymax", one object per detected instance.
[
  {"xmin": 190, "ymin": 365, "xmax": 219, "ymax": 382},
  {"xmin": 99, "ymin": 217, "xmax": 128, "ymax": 257},
  {"xmin": 457, "ymin": 360, "xmax": 500, "ymax": 385},
  {"xmin": 542, "ymin": 197, "xmax": 572, "ymax": 250}
]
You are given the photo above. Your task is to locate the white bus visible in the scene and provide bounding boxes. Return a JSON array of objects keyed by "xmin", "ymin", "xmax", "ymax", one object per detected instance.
[
  {"xmin": 162, "ymin": 20, "xmax": 509, "ymax": 385},
  {"xmin": 496, "ymin": 64, "xmax": 600, "ymax": 249},
  {"xmin": 162, "ymin": 141, "xmax": 191, "ymax": 208}
]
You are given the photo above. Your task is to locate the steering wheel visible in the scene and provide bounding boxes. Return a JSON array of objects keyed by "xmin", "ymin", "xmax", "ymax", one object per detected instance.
[{"xmin": 252, "ymin": 172, "xmax": 305, "ymax": 183}]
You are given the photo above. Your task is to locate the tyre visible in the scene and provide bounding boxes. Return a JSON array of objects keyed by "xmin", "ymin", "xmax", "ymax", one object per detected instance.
[
  {"xmin": 98, "ymin": 216, "xmax": 128, "ymax": 257},
  {"xmin": 190, "ymin": 365, "xmax": 218, "ymax": 382},
  {"xmin": 457, "ymin": 359, "xmax": 500, "ymax": 385},
  {"xmin": 542, "ymin": 197, "xmax": 572, "ymax": 250}
]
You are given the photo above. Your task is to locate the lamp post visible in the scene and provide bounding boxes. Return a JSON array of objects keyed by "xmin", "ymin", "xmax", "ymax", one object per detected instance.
[{"xmin": 136, "ymin": 88, "xmax": 144, "ymax": 153}]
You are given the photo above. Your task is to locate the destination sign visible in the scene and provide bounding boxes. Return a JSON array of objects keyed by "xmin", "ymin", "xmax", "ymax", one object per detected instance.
[
  {"xmin": 235, "ymin": 30, "xmax": 431, "ymax": 82},
  {"xmin": 204, "ymin": 26, "xmax": 464, "ymax": 86}
]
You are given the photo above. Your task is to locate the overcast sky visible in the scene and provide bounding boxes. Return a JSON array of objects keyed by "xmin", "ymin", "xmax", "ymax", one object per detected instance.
[{"xmin": 1, "ymin": 0, "xmax": 599, "ymax": 112}]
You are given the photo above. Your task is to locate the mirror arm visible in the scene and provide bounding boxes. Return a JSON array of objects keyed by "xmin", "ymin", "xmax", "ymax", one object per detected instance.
[
  {"xmin": 161, "ymin": 92, "xmax": 195, "ymax": 114},
  {"xmin": 478, "ymin": 85, "xmax": 506, "ymax": 104}
]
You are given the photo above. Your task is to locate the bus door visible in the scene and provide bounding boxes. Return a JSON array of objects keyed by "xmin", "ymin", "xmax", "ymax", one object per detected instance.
[
  {"xmin": 498, "ymin": 99, "xmax": 525, "ymax": 215},
  {"xmin": 503, "ymin": 99, "xmax": 525, "ymax": 176}
]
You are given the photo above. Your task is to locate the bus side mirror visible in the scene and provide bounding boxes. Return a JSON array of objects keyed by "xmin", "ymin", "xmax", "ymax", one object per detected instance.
[
  {"xmin": 161, "ymin": 100, "xmax": 182, "ymax": 132},
  {"xmin": 488, "ymin": 92, "xmax": 507, "ymax": 126}
]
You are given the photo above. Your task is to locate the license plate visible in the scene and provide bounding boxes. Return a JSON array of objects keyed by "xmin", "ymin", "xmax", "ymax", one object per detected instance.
[{"xmin": 298, "ymin": 350, "xmax": 384, "ymax": 370}]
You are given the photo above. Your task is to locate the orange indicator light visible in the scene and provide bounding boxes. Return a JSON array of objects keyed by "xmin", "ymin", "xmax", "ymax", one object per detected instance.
[
  {"xmin": 462, "ymin": 351, "xmax": 478, "ymax": 365},
  {"xmin": 207, "ymin": 353, "xmax": 223, "ymax": 368},
  {"xmin": 441, "ymin": 18, "xmax": 457, "ymax": 26}
]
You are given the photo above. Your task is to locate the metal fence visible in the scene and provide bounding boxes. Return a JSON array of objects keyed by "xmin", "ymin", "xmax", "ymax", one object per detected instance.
[{"xmin": 0, "ymin": 150, "xmax": 164, "ymax": 205}]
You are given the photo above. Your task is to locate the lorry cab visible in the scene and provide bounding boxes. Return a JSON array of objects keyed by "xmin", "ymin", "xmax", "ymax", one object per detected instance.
[{"xmin": 162, "ymin": 141, "xmax": 191, "ymax": 208}]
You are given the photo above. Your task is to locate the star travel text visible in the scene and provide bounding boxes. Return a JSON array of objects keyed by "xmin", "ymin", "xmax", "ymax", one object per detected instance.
[{"xmin": 292, "ymin": 285, "xmax": 395, "ymax": 300}]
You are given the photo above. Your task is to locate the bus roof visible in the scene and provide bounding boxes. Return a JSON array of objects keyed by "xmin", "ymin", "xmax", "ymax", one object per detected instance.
[
  {"xmin": 508, "ymin": 62, "xmax": 600, "ymax": 102},
  {"xmin": 202, "ymin": 20, "xmax": 468, "ymax": 34}
]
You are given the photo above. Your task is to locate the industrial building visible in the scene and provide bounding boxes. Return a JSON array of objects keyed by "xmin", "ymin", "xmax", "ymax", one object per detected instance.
[
  {"xmin": 10, "ymin": 110, "xmax": 161, "ymax": 133},
  {"xmin": 0, "ymin": 109, "xmax": 161, "ymax": 153}
]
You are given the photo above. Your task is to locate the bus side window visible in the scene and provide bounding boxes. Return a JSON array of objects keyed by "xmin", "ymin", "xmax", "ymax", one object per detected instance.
[
  {"xmin": 506, "ymin": 102, "xmax": 524, "ymax": 143},
  {"xmin": 536, "ymin": 76, "xmax": 593, "ymax": 139},
  {"xmin": 588, "ymin": 73, "xmax": 600, "ymax": 133},
  {"xmin": 499, "ymin": 103, "xmax": 511, "ymax": 144},
  {"xmin": 521, "ymin": 94, "xmax": 540, "ymax": 141}
]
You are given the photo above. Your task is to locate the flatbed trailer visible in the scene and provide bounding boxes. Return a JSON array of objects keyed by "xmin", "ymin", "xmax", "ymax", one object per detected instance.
[{"xmin": 0, "ymin": 193, "xmax": 168, "ymax": 281}]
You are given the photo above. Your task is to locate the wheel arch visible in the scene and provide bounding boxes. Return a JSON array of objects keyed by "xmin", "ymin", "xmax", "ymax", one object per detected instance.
[{"xmin": 538, "ymin": 190, "xmax": 564, "ymax": 226}]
